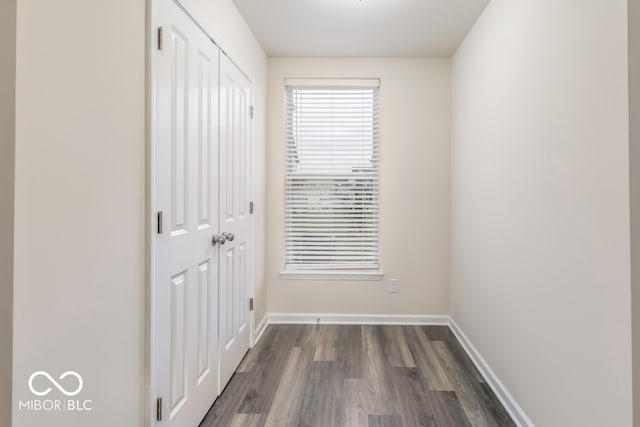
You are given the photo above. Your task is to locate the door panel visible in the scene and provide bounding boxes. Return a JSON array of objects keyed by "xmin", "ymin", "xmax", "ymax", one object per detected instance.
[
  {"xmin": 222, "ymin": 247, "xmax": 234, "ymax": 349},
  {"xmin": 218, "ymin": 53, "xmax": 252, "ymax": 391},
  {"xmin": 197, "ymin": 259, "xmax": 212, "ymax": 383},
  {"xmin": 238, "ymin": 243, "xmax": 247, "ymax": 331},
  {"xmin": 169, "ymin": 271, "xmax": 187, "ymax": 415},
  {"xmin": 155, "ymin": 0, "xmax": 220, "ymax": 425},
  {"xmin": 197, "ymin": 50, "xmax": 214, "ymax": 229},
  {"xmin": 170, "ymin": 27, "xmax": 188, "ymax": 235}
]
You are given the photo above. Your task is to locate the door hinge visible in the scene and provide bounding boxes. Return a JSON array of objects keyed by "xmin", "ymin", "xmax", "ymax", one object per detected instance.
[
  {"xmin": 249, "ymin": 298, "xmax": 254, "ymax": 311},
  {"xmin": 157, "ymin": 26, "xmax": 164, "ymax": 51},
  {"xmin": 157, "ymin": 211, "xmax": 163, "ymax": 235},
  {"xmin": 249, "ymin": 201, "xmax": 254, "ymax": 214},
  {"xmin": 156, "ymin": 397, "xmax": 162, "ymax": 421},
  {"xmin": 249, "ymin": 105, "xmax": 254, "ymax": 119}
]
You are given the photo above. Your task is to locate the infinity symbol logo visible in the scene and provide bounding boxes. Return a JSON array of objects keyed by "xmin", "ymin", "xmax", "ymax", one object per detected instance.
[{"xmin": 28, "ymin": 371, "xmax": 84, "ymax": 397}]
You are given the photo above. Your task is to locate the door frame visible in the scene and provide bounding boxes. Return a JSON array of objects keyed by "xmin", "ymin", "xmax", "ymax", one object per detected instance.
[{"xmin": 145, "ymin": 0, "xmax": 256, "ymax": 425}]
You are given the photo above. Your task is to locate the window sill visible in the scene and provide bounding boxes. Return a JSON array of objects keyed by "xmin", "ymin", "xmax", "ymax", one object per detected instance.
[{"xmin": 280, "ymin": 270, "xmax": 384, "ymax": 281}]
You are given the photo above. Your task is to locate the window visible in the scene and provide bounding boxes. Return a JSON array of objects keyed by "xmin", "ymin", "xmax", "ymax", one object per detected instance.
[{"xmin": 283, "ymin": 78, "xmax": 381, "ymax": 278}]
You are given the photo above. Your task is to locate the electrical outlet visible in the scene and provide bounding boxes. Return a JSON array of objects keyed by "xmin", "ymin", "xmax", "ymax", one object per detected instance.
[{"xmin": 389, "ymin": 278, "xmax": 399, "ymax": 293}]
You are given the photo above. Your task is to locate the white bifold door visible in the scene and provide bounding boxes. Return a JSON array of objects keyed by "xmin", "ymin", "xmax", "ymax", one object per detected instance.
[
  {"xmin": 218, "ymin": 54, "xmax": 252, "ymax": 390},
  {"xmin": 154, "ymin": 0, "xmax": 252, "ymax": 425}
]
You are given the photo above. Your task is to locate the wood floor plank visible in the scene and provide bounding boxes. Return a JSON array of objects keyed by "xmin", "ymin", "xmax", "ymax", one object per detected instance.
[
  {"xmin": 263, "ymin": 346, "xmax": 314, "ymax": 427},
  {"xmin": 382, "ymin": 325, "xmax": 416, "ymax": 368},
  {"xmin": 236, "ymin": 325, "xmax": 277, "ymax": 373},
  {"xmin": 299, "ymin": 361, "xmax": 345, "ymax": 427},
  {"xmin": 368, "ymin": 414, "xmax": 403, "ymax": 427},
  {"xmin": 478, "ymin": 382, "xmax": 517, "ymax": 427},
  {"xmin": 428, "ymin": 391, "xmax": 473, "ymax": 427},
  {"xmin": 229, "ymin": 413, "xmax": 265, "ymax": 427},
  {"xmin": 361, "ymin": 325, "xmax": 398, "ymax": 415},
  {"xmin": 424, "ymin": 325, "xmax": 485, "ymax": 383},
  {"xmin": 199, "ymin": 373, "xmax": 253, "ymax": 427},
  {"xmin": 336, "ymin": 324, "xmax": 363, "ymax": 378},
  {"xmin": 237, "ymin": 325, "xmax": 304, "ymax": 414},
  {"xmin": 423, "ymin": 325, "xmax": 454, "ymax": 342},
  {"xmin": 433, "ymin": 340, "xmax": 496, "ymax": 427},
  {"xmin": 200, "ymin": 324, "xmax": 516, "ymax": 427},
  {"xmin": 404, "ymin": 325, "xmax": 454, "ymax": 391},
  {"xmin": 314, "ymin": 324, "xmax": 339, "ymax": 361},
  {"xmin": 344, "ymin": 378, "xmax": 370, "ymax": 427},
  {"xmin": 389, "ymin": 367, "xmax": 440, "ymax": 427},
  {"xmin": 294, "ymin": 324, "xmax": 319, "ymax": 349}
]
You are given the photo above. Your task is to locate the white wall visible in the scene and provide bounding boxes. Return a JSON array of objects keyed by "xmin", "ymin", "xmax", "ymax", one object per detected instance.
[
  {"xmin": 13, "ymin": 1, "xmax": 146, "ymax": 425},
  {"xmin": 630, "ymin": 0, "xmax": 640, "ymax": 424},
  {"xmin": 0, "ymin": 0, "xmax": 16, "ymax": 425},
  {"xmin": 12, "ymin": 0, "xmax": 266, "ymax": 426},
  {"xmin": 267, "ymin": 57, "xmax": 450, "ymax": 316},
  {"xmin": 451, "ymin": 1, "xmax": 632, "ymax": 426}
]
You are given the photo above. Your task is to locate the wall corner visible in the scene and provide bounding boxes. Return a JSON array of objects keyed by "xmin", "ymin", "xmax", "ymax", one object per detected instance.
[{"xmin": 0, "ymin": 0, "xmax": 16, "ymax": 425}]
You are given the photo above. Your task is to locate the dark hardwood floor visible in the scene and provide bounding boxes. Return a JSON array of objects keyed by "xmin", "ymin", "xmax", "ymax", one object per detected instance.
[{"xmin": 200, "ymin": 324, "xmax": 516, "ymax": 427}]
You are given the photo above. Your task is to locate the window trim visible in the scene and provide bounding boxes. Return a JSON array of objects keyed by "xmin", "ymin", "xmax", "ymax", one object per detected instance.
[
  {"xmin": 280, "ymin": 269, "xmax": 384, "ymax": 281},
  {"xmin": 284, "ymin": 78, "xmax": 380, "ymax": 88},
  {"xmin": 283, "ymin": 78, "xmax": 381, "ymax": 278}
]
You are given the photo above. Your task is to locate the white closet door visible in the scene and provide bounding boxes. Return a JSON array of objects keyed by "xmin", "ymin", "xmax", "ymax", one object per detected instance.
[
  {"xmin": 218, "ymin": 53, "xmax": 252, "ymax": 392},
  {"xmin": 154, "ymin": 0, "xmax": 219, "ymax": 425}
]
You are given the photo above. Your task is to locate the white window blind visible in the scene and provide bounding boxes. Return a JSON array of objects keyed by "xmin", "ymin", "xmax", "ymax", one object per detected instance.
[{"xmin": 285, "ymin": 79, "xmax": 380, "ymax": 271}]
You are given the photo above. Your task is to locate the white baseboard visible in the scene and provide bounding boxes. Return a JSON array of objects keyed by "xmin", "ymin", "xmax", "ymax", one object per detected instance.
[
  {"xmin": 268, "ymin": 312, "xmax": 450, "ymax": 325},
  {"xmin": 253, "ymin": 314, "xmax": 269, "ymax": 345},
  {"xmin": 448, "ymin": 318, "xmax": 534, "ymax": 427}
]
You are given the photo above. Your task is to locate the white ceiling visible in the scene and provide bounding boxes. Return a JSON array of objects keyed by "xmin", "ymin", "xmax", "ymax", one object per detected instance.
[{"xmin": 232, "ymin": 0, "xmax": 490, "ymax": 57}]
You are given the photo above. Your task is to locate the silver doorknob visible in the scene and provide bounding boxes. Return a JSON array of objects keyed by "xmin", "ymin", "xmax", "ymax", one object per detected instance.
[
  {"xmin": 222, "ymin": 232, "xmax": 235, "ymax": 242},
  {"xmin": 212, "ymin": 234, "xmax": 226, "ymax": 246}
]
